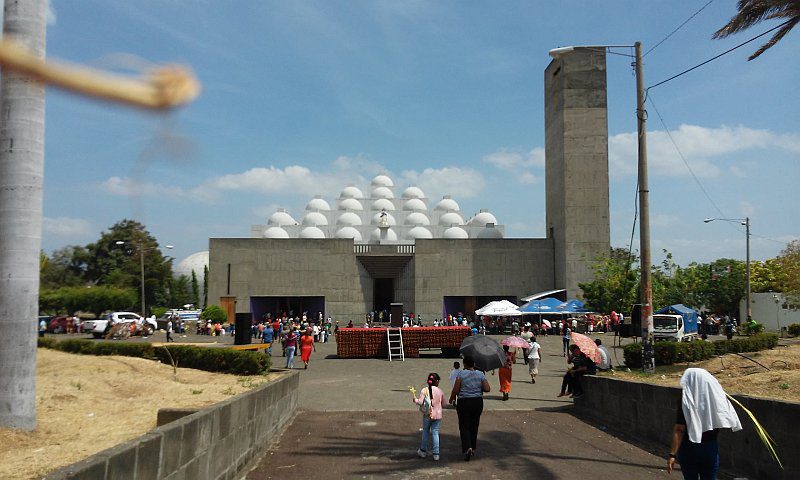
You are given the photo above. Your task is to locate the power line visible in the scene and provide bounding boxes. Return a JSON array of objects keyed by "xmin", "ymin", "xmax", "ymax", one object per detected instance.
[
  {"xmin": 647, "ymin": 19, "xmax": 792, "ymax": 90},
  {"xmin": 644, "ymin": 0, "xmax": 715, "ymax": 57},
  {"xmin": 647, "ymin": 94, "xmax": 728, "ymax": 219}
]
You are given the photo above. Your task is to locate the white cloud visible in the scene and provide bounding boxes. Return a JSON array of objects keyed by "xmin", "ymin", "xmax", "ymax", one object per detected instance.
[
  {"xmin": 729, "ymin": 165, "xmax": 746, "ymax": 178},
  {"xmin": 518, "ymin": 172, "xmax": 538, "ymax": 185},
  {"xmin": 739, "ymin": 201, "xmax": 755, "ymax": 217},
  {"xmin": 203, "ymin": 164, "xmax": 366, "ymax": 200},
  {"xmin": 609, "ymin": 125, "xmax": 800, "ymax": 178},
  {"xmin": 100, "ymin": 176, "xmax": 189, "ymax": 198},
  {"xmin": 484, "ymin": 147, "xmax": 545, "ymax": 170},
  {"xmin": 400, "ymin": 167, "xmax": 486, "ymax": 199},
  {"xmin": 43, "ymin": 217, "xmax": 91, "ymax": 237},
  {"xmin": 651, "ymin": 213, "xmax": 680, "ymax": 228},
  {"xmin": 46, "ymin": 1, "xmax": 57, "ymax": 26}
]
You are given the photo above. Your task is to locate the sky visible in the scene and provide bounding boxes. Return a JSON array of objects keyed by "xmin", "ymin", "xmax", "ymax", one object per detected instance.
[{"xmin": 39, "ymin": 0, "xmax": 799, "ymax": 268}]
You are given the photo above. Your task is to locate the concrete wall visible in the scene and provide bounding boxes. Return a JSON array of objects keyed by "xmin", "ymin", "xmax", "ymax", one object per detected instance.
[
  {"xmin": 210, "ymin": 238, "xmax": 554, "ymax": 324},
  {"xmin": 545, "ymin": 47, "xmax": 611, "ymax": 299},
  {"xmin": 742, "ymin": 292, "xmax": 800, "ymax": 333},
  {"xmin": 413, "ymin": 238, "xmax": 554, "ymax": 320},
  {"xmin": 575, "ymin": 375, "xmax": 799, "ymax": 479},
  {"xmin": 46, "ymin": 371, "xmax": 299, "ymax": 480}
]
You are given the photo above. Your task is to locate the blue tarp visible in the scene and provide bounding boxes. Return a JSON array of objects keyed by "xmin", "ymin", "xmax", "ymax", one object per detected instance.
[
  {"xmin": 558, "ymin": 299, "xmax": 587, "ymax": 313},
  {"xmin": 519, "ymin": 297, "xmax": 564, "ymax": 314},
  {"xmin": 655, "ymin": 304, "xmax": 699, "ymax": 334}
]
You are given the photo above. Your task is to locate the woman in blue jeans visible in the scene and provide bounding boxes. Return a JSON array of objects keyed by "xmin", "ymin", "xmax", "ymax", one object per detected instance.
[
  {"xmin": 412, "ymin": 373, "xmax": 445, "ymax": 461},
  {"xmin": 667, "ymin": 368, "xmax": 742, "ymax": 479},
  {"xmin": 283, "ymin": 329, "xmax": 298, "ymax": 369}
]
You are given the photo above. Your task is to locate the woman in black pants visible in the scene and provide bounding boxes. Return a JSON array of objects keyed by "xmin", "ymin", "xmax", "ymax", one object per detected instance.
[{"xmin": 449, "ymin": 355, "xmax": 491, "ymax": 461}]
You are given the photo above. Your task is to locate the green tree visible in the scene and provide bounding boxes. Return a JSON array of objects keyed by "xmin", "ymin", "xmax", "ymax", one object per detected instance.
[
  {"xmin": 714, "ymin": 0, "xmax": 800, "ymax": 60},
  {"xmin": 167, "ymin": 274, "xmax": 192, "ymax": 308},
  {"xmin": 579, "ymin": 248, "xmax": 639, "ymax": 314},
  {"xmin": 190, "ymin": 270, "xmax": 200, "ymax": 307},
  {"xmin": 38, "ymin": 286, "xmax": 137, "ymax": 316},
  {"xmin": 40, "ymin": 245, "xmax": 89, "ymax": 289},
  {"xmin": 202, "ymin": 265, "xmax": 209, "ymax": 308},
  {"xmin": 200, "ymin": 305, "xmax": 227, "ymax": 323},
  {"xmin": 84, "ymin": 219, "xmax": 173, "ymax": 315}
]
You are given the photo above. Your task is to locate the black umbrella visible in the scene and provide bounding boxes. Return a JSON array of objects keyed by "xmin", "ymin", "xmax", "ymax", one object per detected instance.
[{"xmin": 459, "ymin": 335, "xmax": 504, "ymax": 371}]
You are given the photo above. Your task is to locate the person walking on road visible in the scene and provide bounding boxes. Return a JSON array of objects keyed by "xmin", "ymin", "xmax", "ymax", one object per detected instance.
[
  {"xmin": 284, "ymin": 329, "xmax": 299, "ymax": 369},
  {"xmin": 299, "ymin": 329, "xmax": 316, "ymax": 369},
  {"xmin": 449, "ymin": 355, "xmax": 491, "ymax": 461},
  {"xmin": 527, "ymin": 336, "xmax": 541, "ymax": 383},
  {"xmin": 562, "ymin": 325, "xmax": 571, "ymax": 356},
  {"xmin": 667, "ymin": 368, "xmax": 742, "ymax": 480},
  {"xmin": 499, "ymin": 345, "xmax": 514, "ymax": 401},
  {"xmin": 166, "ymin": 318, "xmax": 174, "ymax": 342},
  {"xmin": 412, "ymin": 372, "xmax": 445, "ymax": 461},
  {"xmin": 262, "ymin": 323, "xmax": 275, "ymax": 355}
]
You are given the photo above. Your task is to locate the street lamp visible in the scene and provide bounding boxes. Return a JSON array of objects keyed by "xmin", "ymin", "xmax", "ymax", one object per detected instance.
[
  {"xmin": 116, "ymin": 240, "xmax": 173, "ymax": 317},
  {"xmin": 772, "ymin": 293, "xmax": 781, "ymax": 333},
  {"xmin": 551, "ymin": 42, "xmax": 654, "ymax": 372},
  {"xmin": 703, "ymin": 217, "xmax": 750, "ymax": 321}
]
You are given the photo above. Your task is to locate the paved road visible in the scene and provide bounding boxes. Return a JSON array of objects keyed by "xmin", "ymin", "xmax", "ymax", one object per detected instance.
[{"xmin": 243, "ymin": 333, "xmax": 685, "ymax": 479}]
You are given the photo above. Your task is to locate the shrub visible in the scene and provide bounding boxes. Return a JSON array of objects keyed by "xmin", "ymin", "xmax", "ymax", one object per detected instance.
[
  {"xmin": 788, "ymin": 323, "xmax": 800, "ymax": 337},
  {"xmin": 743, "ymin": 321, "xmax": 765, "ymax": 335},
  {"xmin": 37, "ymin": 339, "xmax": 269, "ymax": 375},
  {"xmin": 151, "ymin": 306, "xmax": 168, "ymax": 319},
  {"xmin": 37, "ymin": 337, "xmax": 57, "ymax": 349},
  {"xmin": 200, "ymin": 305, "xmax": 227, "ymax": 323},
  {"xmin": 622, "ymin": 333, "xmax": 778, "ymax": 368}
]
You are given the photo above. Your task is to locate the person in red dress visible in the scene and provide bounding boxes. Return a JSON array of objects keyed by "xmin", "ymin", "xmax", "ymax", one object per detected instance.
[{"xmin": 299, "ymin": 330, "xmax": 316, "ymax": 369}]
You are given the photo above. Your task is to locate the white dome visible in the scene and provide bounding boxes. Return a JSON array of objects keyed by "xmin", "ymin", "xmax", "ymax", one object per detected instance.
[
  {"xmin": 299, "ymin": 226, "xmax": 326, "ymax": 239},
  {"xmin": 468, "ymin": 210, "xmax": 498, "ymax": 226},
  {"xmin": 438, "ymin": 212, "xmax": 464, "ymax": 226},
  {"xmin": 371, "ymin": 211, "xmax": 396, "ymax": 226},
  {"xmin": 404, "ymin": 212, "xmax": 431, "ymax": 226},
  {"xmin": 305, "ymin": 197, "xmax": 331, "ymax": 211},
  {"xmin": 371, "ymin": 186, "xmax": 394, "ymax": 199},
  {"xmin": 403, "ymin": 198, "xmax": 427, "ymax": 211},
  {"xmin": 335, "ymin": 227, "xmax": 363, "ymax": 241},
  {"xmin": 443, "ymin": 226, "xmax": 469, "ymax": 239},
  {"xmin": 267, "ymin": 209, "xmax": 297, "ymax": 226},
  {"xmin": 369, "ymin": 227, "xmax": 398, "ymax": 241},
  {"xmin": 401, "ymin": 186, "xmax": 425, "ymax": 199},
  {"xmin": 174, "ymin": 251, "xmax": 209, "ymax": 279},
  {"xmin": 338, "ymin": 198, "xmax": 364, "ymax": 211},
  {"xmin": 263, "ymin": 226, "xmax": 290, "ymax": 238},
  {"xmin": 434, "ymin": 196, "xmax": 460, "ymax": 212},
  {"xmin": 371, "ymin": 198, "xmax": 395, "ymax": 211},
  {"xmin": 476, "ymin": 224, "xmax": 503, "ymax": 239},
  {"xmin": 336, "ymin": 211, "xmax": 363, "ymax": 226},
  {"xmin": 371, "ymin": 174, "xmax": 394, "ymax": 188},
  {"xmin": 340, "ymin": 185, "xmax": 365, "ymax": 199},
  {"xmin": 301, "ymin": 211, "xmax": 329, "ymax": 226},
  {"xmin": 405, "ymin": 226, "xmax": 433, "ymax": 240}
]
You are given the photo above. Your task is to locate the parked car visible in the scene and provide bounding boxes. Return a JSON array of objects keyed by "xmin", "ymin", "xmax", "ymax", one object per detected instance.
[{"xmin": 83, "ymin": 312, "xmax": 157, "ymax": 339}]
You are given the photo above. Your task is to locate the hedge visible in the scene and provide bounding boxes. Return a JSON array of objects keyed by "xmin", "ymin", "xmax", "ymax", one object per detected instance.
[
  {"xmin": 38, "ymin": 338, "xmax": 269, "ymax": 375},
  {"xmin": 623, "ymin": 333, "xmax": 779, "ymax": 368},
  {"xmin": 788, "ymin": 323, "xmax": 800, "ymax": 337}
]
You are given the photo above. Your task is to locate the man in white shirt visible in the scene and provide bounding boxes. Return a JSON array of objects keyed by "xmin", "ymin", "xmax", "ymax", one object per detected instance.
[
  {"xmin": 595, "ymin": 339, "xmax": 612, "ymax": 371},
  {"xmin": 527, "ymin": 337, "xmax": 542, "ymax": 383}
]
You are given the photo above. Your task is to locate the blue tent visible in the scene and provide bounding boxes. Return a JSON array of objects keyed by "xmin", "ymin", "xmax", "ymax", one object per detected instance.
[
  {"xmin": 558, "ymin": 299, "xmax": 587, "ymax": 313},
  {"xmin": 519, "ymin": 297, "xmax": 563, "ymax": 314},
  {"xmin": 655, "ymin": 303, "xmax": 697, "ymax": 318}
]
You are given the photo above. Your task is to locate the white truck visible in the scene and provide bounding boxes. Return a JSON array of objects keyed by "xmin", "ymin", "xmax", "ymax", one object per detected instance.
[
  {"xmin": 653, "ymin": 304, "xmax": 700, "ymax": 342},
  {"xmin": 83, "ymin": 312, "xmax": 157, "ymax": 339}
]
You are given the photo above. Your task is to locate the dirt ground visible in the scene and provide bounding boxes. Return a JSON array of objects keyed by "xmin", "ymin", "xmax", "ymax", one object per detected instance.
[
  {"xmin": 0, "ymin": 348, "xmax": 277, "ymax": 480},
  {"xmin": 609, "ymin": 342, "xmax": 800, "ymax": 403}
]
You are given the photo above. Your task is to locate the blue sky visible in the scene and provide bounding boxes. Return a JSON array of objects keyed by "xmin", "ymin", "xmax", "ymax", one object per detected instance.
[{"xmin": 40, "ymin": 0, "xmax": 799, "ymax": 267}]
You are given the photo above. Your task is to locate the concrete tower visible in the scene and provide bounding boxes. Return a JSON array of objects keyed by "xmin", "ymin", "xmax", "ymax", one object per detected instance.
[{"xmin": 545, "ymin": 47, "xmax": 611, "ymax": 299}]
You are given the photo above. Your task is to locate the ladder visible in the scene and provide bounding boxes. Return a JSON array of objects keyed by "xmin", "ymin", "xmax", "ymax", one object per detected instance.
[{"xmin": 387, "ymin": 328, "xmax": 405, "ymax": 361}]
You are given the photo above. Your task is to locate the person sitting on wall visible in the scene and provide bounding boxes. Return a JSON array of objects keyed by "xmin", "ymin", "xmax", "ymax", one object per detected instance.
[
  {"xmin": 557, "ymin": 344, "xmax": 596, "ymax": 398},
  {"xmin": 594, "ymin": 339, "xmax": 612, "ymax": 371}
]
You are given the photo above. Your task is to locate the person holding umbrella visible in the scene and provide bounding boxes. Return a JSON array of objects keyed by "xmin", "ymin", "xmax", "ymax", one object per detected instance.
[
  {"xmin": 449, "ymin": 355, "xmax": 491, "ymax": 461},
  {"xmin": 557, "ymin": 344, "xmax": 596, "ymax": 398}
]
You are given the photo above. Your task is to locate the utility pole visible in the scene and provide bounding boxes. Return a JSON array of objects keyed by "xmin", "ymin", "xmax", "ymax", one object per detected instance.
[
  {"xmin": 140, "ymin": 243, "xmax": 146, "ymax": 317},
  {"xmin": 635, "ymin": 41, "xmax": 655, "ymax": 373},
  {"xmin": 745, "ymin": 217, "xmax": 751, "ymax": 321}
]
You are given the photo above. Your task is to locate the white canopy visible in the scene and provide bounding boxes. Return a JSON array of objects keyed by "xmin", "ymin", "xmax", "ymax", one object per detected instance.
[{"xmin": 475, "ymin": 300, "xmax": 521, "ymax": 317}]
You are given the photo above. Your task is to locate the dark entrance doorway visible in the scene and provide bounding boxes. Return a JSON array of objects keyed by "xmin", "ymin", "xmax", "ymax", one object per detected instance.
[
  {"xmin": 250, "ymin": 296, "xmax": 325, "ymax": 324},
  {"xmin": 373, "ymin": 278, "xmax": 394, "ymax": 316}
]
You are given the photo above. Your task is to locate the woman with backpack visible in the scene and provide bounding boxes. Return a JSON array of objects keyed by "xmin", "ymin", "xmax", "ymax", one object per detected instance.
[{"xmin": 411, "ymin": 372, "xmax": 445, "ymax": 461}]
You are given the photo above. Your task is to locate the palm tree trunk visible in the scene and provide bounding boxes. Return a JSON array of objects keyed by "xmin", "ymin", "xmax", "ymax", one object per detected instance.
[{"xmin": 0, "ymin": 0, "xmax": 47, "ymax": 430}]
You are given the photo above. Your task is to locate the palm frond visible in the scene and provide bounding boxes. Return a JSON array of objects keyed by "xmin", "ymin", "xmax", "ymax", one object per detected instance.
[
  {"xmin": 748, "ymin": 17, "xmax": 800, "ymax": 59},
  {"xmin": 726, "ymin": 393, "xmax": 783, "ymax": 469},
  {"xmin": 713, "ymin": 0, "xmax": 799, "ymax": 38}
]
